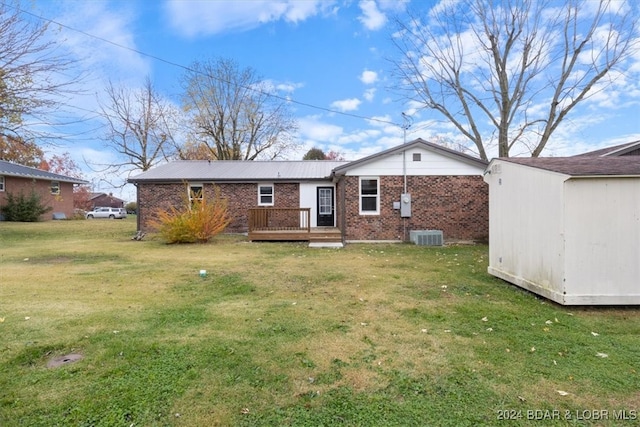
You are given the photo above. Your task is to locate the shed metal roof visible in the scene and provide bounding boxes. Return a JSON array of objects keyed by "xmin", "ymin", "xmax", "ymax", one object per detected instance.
[
  {"xmin": 128, "ymin": 160, "xmax": 349, "ymax": 183},
  {"xmin": 0, "ymin": 160, "xmax": 88, "ymax": 184},
  {"xmin": 498, "ymin": 156, "xmax": 640, "ymax": 176}
]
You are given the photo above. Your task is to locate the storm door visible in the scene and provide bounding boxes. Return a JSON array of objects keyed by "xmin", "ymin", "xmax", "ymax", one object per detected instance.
[{"xmin": 316, "ymin": 187, "xmax": 334, "ymax": 227}]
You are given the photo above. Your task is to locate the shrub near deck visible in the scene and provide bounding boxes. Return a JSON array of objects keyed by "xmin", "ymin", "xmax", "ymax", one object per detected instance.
[{"xmin": 0, "ymin": 218, "xmax": 639, "ymax": 426}]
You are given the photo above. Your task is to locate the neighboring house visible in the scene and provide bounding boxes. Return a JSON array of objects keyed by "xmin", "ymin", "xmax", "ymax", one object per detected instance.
[
  {"xmin": 484, "ymin": 155, "xmax": 640, "ymax": 305},
  {"xmin": 0, "ymin": 159, "xmax": 88, "ymax": 220},
  {"xmin": 90, "ymin": 192, "xmax": 125, "ymax": 209},
  {"xmin": 129, "ymin": 139, "xmax": 489, "ymax": 243}
]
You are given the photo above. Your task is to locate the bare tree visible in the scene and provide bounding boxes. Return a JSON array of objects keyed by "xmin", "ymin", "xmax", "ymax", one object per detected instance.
[
  {"xmin": 97, "ymin": 77, "xmax": 180, "ymax": 176},
  {"xmin": 0, "ymin": 1, "xmax": 81, "ymax": 141},
  {"xmin": 391, "ymin": 0, "xmax": 638, "ymax": 159},
  {"xmin": 180, "ymin": 57, "xmax": 298, "ymax": 160}
]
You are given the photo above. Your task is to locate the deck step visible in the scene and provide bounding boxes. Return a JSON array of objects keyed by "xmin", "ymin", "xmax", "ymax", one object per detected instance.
[
  {"xmin": 309, "ymin": 242, "xmax": 344, "ymax": 248},
  {"xmin": 249, "ymin": 227, "xmax": 341, "ymax": 243}
]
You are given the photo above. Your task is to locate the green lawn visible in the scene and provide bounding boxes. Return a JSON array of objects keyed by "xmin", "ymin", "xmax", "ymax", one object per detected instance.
[{"xmin": 1, "ymin": 218, "xmax": 638, "ymax": 426}]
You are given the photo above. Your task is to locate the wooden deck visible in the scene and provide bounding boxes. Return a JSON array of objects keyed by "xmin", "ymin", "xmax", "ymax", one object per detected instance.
[
  {"xmin": 248, "ymin": 208, "xmax": 342, "ymax": 243},
  {"xmin": 249, "ymin": 227, "xmax": 342, "ymax": 242}
]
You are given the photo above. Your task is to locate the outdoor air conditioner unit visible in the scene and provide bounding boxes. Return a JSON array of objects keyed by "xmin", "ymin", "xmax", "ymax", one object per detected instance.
[{"xmin": 410, "ymin": 230, "xmax": 443, "ymax": 246}]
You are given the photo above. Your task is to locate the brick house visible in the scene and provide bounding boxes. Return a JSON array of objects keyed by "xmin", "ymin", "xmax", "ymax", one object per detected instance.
[
  {"xmin": 90, "ymin": 192, "xmax": 126, "ymax": 209},
  {"xmin": 0, "ymin": 159, "xmax": 88, "ymax": 220},
  {"xmin": 128, "ymin": 139, "xmax": 489, "ymax": 243}
]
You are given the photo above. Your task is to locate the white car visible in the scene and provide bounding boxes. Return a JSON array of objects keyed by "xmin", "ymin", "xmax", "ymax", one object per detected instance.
[{"xmin": 86, "ymin": 207, "xmax": 127, "ymax": 219}]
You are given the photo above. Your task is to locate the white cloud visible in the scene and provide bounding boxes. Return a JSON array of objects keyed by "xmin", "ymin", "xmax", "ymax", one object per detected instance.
[
  {"xmin": 378, "ymin": 0, "xmax": 409, "ymax": 12},
  {"xmin": 363, "ymin": 88, "xmax": 376, "ymax": 101},
  {"xmin": 336, "ymin": 129, "xmax": 382, "ymax": 145},
  {"xmin": 297, "ymin": 115, "xmax": 344, "ymax": 141},
  {"xmin": 358, "ymin": 0, "xmax": 387, "ymax": 31},
  {"xmin": 54, "ymin": 2, "xmax": 150, "ymax": 82},
  {"xmin": 360, "ymin": 69, "xmax": 378, "ymax": 84},
  {"xmin": 261, "ymin": 79, "xmax": 305, "ymax": 94},
  {"xmin": 330, "ymin": 98, "xmax": 362, "ymax": 112},
  {"xmin": 163, "ymin": 0, "xmax": 336, "ymax": 37}
]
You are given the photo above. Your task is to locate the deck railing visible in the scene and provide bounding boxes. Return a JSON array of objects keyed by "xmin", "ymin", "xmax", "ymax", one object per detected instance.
[{"xmin": 248, "ymin": 207, "xmax": 311, "ymax": 232}]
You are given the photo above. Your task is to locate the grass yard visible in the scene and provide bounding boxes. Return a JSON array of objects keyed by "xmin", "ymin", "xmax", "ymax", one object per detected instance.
[{"xmin": 1, "ymin": 218, "xmax": 639, "ymax": 426}]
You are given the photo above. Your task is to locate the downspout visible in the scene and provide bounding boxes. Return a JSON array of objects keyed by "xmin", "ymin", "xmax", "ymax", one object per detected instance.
[
  {"xmin": 134, "ymin": 182, "xmax": 140, "ymax": 232},
  {"xmin": 340, "ymin": 175, "xmax": 346, "ymax": 243}
]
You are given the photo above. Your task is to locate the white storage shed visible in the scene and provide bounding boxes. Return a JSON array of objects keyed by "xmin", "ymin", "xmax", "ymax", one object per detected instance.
[{"xmin": 484, "ymin": 156, "xmax": 640, "ymax": 305}]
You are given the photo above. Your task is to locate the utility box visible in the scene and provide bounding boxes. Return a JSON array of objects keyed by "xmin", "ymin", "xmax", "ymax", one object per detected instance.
[{"xmin": 400, "ymin": 193, "xmax": 411, "ymax": 217}]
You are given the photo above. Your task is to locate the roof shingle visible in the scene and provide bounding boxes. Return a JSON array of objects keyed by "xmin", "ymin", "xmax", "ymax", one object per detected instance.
[{"xmin": 500, "ymin": 156, "xmax": 640, "ymax": 176}]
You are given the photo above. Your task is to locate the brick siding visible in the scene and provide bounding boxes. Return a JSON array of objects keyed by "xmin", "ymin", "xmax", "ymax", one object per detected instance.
[
  {"xmin": 137, "ymin": 182, "xmax": 299, "ymax": 233},
  {"xmin": 137, "ymin": 176, "xmax": 487, "ymax": 242},
  {"xmin": 0, "ymin": 176, "xmax": 75, "ymax": 219},
  {"xmin": 340, "ymin": 175, "xmax": 488, "ymax": 242}
]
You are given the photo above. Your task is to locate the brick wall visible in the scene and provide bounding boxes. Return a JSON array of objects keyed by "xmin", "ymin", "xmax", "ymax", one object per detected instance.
[
  {"xmin": 0, "ymin": 177, "xmax": 75, "ymax": 219},
  {"xmin": 341, "ymin": 175, "xmax": 488, "ymax": 242},
  {"xmin": 137, "ymin": 182, "xmax": 300, "ymax": 232},
  {"xmin": 91, "ymin": 194, "xmax": 125, "ymax": 208},
  {"xmin": 137, "ymin": 177, "xmax": 487, "ymax": 242}
]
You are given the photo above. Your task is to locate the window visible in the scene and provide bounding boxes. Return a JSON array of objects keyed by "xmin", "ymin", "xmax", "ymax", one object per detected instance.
[
  {"xmin": 258, "ymin": 184, "xmax": 274, "ymax": 206},
  {"xmin": 0, "ymin": 176, "xmax": 4, "ymax": 192},
  {"xmin": 413, "ymin": 153, "xmax": 421, "ymax": 161},
  {"xmin": 188, "ymin": 184, "xmax": 203, "ymax": 204},
  {"xmin": 50, "ymin": 181, "xmax": 60, "ymax": 195},
  {"xmin": 360, "ymin": 177, "xmax": 379, "ymax": 214}
]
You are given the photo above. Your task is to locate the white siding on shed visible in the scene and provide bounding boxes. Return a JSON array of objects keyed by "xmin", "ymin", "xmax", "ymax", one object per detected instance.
[
  {"xmin": 485, "ymin": 159, "xmax": 640, "ymax": 305},
  {"xmin": 486, "ymin": 162, "xmax": 566, "ymax": 302},
  {"xmin": 563, "ymin": 178, "xmax": 640, "ymax": 303}
]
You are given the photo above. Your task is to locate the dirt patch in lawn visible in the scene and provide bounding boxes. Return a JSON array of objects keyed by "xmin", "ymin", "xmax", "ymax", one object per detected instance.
[{"xmin": 47, "ymin": 353, "xmax": 83, "ymax": 368}]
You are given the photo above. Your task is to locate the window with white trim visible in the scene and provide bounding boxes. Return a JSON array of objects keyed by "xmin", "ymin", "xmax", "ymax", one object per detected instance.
[
  {"xmin": 258, "ymin": 184, "xmax": 274, "ymax": 206},
  {"xmin": 50, "ymin": 181, "xmax": 60, "ymax": 195},
  {"xmin": 359, "ymin": 177, "xmax": 379, "ymax": 214},
  {"xmin": 0, "ymin": 176, "xmax": 4, "ymax": 192},
  {"xmin": 188, "ymin": 183, "xmax": 203, "ymax": 204}
]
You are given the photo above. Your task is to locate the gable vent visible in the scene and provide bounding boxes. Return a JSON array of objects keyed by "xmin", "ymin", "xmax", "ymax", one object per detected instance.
[{"xmin": 410, "ymin": 230, "xmax": 443, "ymax": 246}]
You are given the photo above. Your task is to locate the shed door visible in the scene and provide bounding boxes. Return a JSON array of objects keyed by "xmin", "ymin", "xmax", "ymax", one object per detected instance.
[{"xmin": 317, "ymin": 187, "xmax": 334, "ymax": 227}]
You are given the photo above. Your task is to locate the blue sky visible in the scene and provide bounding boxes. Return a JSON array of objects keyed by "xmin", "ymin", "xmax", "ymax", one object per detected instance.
[{"xmin": 24, "ymin": 0, "xmax": 640, "ymax": 201}]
